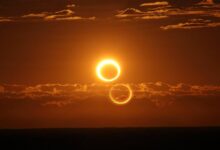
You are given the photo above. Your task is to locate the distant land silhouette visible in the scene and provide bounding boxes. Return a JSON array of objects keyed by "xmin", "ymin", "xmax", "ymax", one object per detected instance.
[{"xmin": 0, "ymin": 127, "xmax": 220, "ymax": 149}]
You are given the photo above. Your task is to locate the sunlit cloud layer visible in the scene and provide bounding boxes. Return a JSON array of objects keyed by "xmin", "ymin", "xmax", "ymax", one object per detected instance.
[{"xmin": 0, "ymin": 82, "xmax": 220, "ymax": 107}]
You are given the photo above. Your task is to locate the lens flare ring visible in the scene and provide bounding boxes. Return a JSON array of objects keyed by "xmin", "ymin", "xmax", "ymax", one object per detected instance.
[
  {"xmin": 109, "ymin": 84, "xmax": 133, "ymax": 105},
  {"xmin": 96, "ymin": 59, "xmax": 121, "ymax": 82}
]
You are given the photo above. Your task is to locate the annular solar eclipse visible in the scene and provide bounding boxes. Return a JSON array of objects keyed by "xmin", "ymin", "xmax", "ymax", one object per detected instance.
[
  {"xmin": 96, "ymin": 59, "xmax": 133, "ymax": 105},
  {"xmin": 96, "ymin": 59, "xmax": 121, "ymax": 82}
]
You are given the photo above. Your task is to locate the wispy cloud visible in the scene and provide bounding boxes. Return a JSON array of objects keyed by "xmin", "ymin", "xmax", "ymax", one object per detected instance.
[
  {"xmin": 0, "ymin": 17, "xmax": 13, "ymax": 22},
  {"xmin": 21, "ymin": 12, "xmax": 48, "ymax": 18},
  {"xmin": 116, "ymin": 8, "xmax": 145, "ymax": 18},
  {"xmin": 1, "ymin": 2, "xmax": 95, "ymax": 22},
  {"xmin": 140, "ymin": 1, "xmax": 169, "ymax": 7},
  {"xmin": 161, "ymin": 18, "xmax": 220, "ymax": 29},
  {"xmin": 1, "ymin": 82, "xmax": 220, "ymax": 107},
  {"xmin": 115, "ymin": 0, "xmax": 220, "ymax": 29},
  {"xmin": 66, "ymin": 4, "xmax": 76, "ymax": 9},
  {"xmin": 117, "ymin": 1, "xmax": 220, "ymax": 19},
  {"xmin": 116, "ymin": 8, "xmax": 169, "ymax": 20}
]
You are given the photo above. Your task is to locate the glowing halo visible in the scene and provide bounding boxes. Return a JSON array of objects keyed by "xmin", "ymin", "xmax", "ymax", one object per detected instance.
[
  {"xmin": 109, "ymin": 84, "xmax": 133, "ymax": 105},
  {"xmin": 96, "ymin": 59, "xmax": 121, "ymax": 82}
]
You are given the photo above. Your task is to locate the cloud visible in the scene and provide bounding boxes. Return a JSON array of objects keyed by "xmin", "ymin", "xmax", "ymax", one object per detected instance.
[
  {"xmin": 44, "ymin": 9, "xmax": 74, "ymax": 20},
  {"xmin": 115, "ymin": 0, "xmax": 220, "ymax": 29},
  {"xmin": 141, "ymin": 15, "xmax": 168, "ymax": 20},
  {"xmin": 0, "ymin": 17, "xmax": 13, "ymax": 22},
  {"xmin": 1, "ymin": 2, "xmax": 95, "ymax": 22},
  {"xmin": 66, "ymin": 4, "xmax": 76, "ymax": 9},
  {"xmin": 1, "ymin": 84, "xmax": 110, "ymax": 105},
  {"xmin": 116, "ymin": 8, "xmax": 169, "ymax": 20},
  {"xmin": 22, "ymin": 12, "xmax": 48, "ymax": 18},
  {"xmin": 0, "ymin": 82, "xmax": 220, "ymax": 107},
  {"xmin": 117, "ymin": 1, "xmax": 220, "ymax": 19},
  {"xmin": 116, "ymin": 8, "xmax": 145, "ymax": 18},
  {"xmin": 140, "ymin": 1, "xmax": 169, "ymax": 7},
  {"xmin": 161, "ymin": 18, "xmax": 220, "ymax": 29},
  {"xmin": 134, "ymin": 82, "xmax": 220, "ymax": 97}
]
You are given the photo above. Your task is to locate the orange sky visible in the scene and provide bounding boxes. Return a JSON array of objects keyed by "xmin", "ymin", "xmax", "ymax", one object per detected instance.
[{"xmin": 0, "ymin": 0, "xmax": 220, "ymax": 128}]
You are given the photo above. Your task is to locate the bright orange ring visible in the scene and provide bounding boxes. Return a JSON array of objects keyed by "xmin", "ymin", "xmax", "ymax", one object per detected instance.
[
  {"xmin": 96, "ymin": 59, "xmax": 121, "ymax": 82},
  {"xmin": 109, "ymin": 84, "xmax": 133, "ymax": 105}
]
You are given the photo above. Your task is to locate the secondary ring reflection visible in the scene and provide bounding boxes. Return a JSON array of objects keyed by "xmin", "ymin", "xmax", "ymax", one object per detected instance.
[{"xmin": 109, "ymin": 84, "xmax": 133, "ymax": 105}]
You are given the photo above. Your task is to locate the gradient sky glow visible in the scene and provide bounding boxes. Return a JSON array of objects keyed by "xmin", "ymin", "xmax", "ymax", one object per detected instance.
[{"xmin": 0, "ymin": 0, "xmax": 220, "ymax": 128}]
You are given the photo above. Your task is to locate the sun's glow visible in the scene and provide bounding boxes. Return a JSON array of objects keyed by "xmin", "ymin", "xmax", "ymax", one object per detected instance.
[
  {"xmin": 109, "ymin": 84, "xmax": 133, "ymax": 105},
  {"xmin": 96, "ymin": 59, "xmax": 121, "ymax": 82}
]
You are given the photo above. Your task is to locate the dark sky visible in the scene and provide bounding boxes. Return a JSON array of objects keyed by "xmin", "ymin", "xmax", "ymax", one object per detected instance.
[{"xmin": 0, "ymin": 0, "xmax": 220, "ymax": 128}]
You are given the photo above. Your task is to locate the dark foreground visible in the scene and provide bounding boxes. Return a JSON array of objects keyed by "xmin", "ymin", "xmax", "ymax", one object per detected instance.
[{"xmin": 0, "ymin": 127, "xmax": 220, "ymax": 149}]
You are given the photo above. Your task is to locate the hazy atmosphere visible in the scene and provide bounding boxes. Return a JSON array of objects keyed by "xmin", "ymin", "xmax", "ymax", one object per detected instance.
[{"xmin": 0, "ymin": 0, "xmax": 220, "ymax": 128}]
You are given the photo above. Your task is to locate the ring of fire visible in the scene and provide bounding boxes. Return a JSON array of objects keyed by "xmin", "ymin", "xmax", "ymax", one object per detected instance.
[
  {"xmin": 109, "ymin": 84, "xmax": 133, "ymax": 105},
  {"xmin": 96, "ymin": 59, "xmax": 121, "ymax": 82}
]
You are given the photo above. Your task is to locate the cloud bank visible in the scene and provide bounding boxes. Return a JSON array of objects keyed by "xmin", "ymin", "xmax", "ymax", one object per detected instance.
[{"xmin": 0, "ymin": 82, "xmax": 220, "ymax": 107}]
